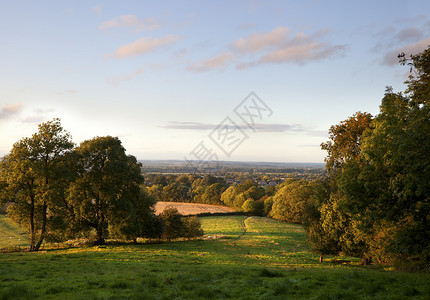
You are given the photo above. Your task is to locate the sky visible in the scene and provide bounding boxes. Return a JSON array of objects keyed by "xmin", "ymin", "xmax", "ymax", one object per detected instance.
[{"xmin": 1, "ymin": 0, "xmax": 429, "ymax": 163}]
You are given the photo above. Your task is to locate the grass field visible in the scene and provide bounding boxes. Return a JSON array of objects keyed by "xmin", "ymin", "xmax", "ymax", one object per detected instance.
[{"xmin": 1, "ymin": 215, "xmax": 429, "ymax": 299}]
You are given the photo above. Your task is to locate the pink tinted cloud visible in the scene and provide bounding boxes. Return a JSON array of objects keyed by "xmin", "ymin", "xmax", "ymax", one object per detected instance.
[
  {"xmin": 114, "ymin": 35, "xmax": 180, "ymax": 58},
  {"xmin": 188, "ymin": 52, "xmax": 236, "ymax": 72}
]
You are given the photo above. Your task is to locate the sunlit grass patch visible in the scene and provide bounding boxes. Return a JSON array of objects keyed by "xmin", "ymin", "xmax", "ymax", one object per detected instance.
[{"xmin": 0, "ymin": 215, "xmax": 30, "ymax": 249}]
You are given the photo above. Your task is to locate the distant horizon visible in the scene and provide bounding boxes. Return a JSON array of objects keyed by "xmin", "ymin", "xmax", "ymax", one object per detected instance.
[{"xmin": 138, "ymin": 158, "xmax": 325, "ymax": 164}]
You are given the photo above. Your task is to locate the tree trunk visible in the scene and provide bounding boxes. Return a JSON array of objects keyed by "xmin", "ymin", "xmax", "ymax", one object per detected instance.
[
  {"xmin": 95, "ymin": 203, "xmax": 106, "ymax": 245},
  {"xmin": 29, "ymin": 194, "xmax": 35, "ymax": 251},
  {"xmin": 362, "ymin": 257, "xmax": 371, "ymax": 265},
  {"xmin": 96, "ymin": 224, "xmax": 105, "ymax": 245},
  {"xmin": 34, "ymin": 202, "xmax": 47, "ymax": 251}
]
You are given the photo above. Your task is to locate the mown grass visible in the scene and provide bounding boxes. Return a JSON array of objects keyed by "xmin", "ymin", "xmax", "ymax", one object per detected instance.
[{"xmin": 0, "ymin": 215, "xmax": 429, "ymax": 299}]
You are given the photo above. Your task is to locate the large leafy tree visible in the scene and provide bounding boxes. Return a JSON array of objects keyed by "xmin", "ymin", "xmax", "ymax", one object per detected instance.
[
  {"xmin": 305, "ymin": 113, "xmax": 373, "ymax": 259},
  {"xmin": 340, "ymin": 48, "xmax": 430, "ymax": 264},
  {"xmin": 0, "ymin": 119, "xmax": 74, "ymax": 251},
  {"xmin": 270, "ymin": 179, "xmax": 314, "ymax": 224},
  {"xmin": 308, "ymin": 46, "xmax": 430, "ymax": 265},
  {"xmin": 69, "ymin": 136, "xmax": 146, "ymax": 244}
]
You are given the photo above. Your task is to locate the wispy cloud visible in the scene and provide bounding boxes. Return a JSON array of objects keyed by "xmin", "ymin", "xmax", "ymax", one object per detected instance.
[
  {"xmin": 260, "ymin": 41, "xmax": 346, "ymax": 65},
  {"xmin": 187, "ymin": 27, "xmax": 346, "ymax": 72},
  {"xmin": 106, "ymin": 67, "xmax": 144, "ymax": 86},
  {"xmin": 188, "ymin": 52, "xmax": 235, "ymax": 72},
  {"xmin": 383, "ymin": 37, "xmax": 430, "ymax": 65},
  {"xmin": 158, "ymin": 121, "xmax": 216, "ymax": 130},
  {"xmin": 99, "ymin": 15, "xmax": 159, "ymax": 32},
  {"xmin": 394, "ymin": 27, "xmax": 424, "ymax": 43},
  {"xmin": 92, "ymin": 5, "xmax": 102, "ymax": 15},
  {"xmin": 113, "ymin": 35, "xmax": 180, "ymax": 58},
  {"xmin": 238, "ymin": 29, "xmax": 346, "ymax": 67},
  {"xmin": 232, "ymin": 27, "xmax": 291, "ymax": 54},
  {"xmin": 159, "ymin": 121, "xmax": 327, "ymax": 136},
  {"xmin": 54, "ymin": 89, "xmax": 78, "ymax": 95},
  {"xmin": 21, "ymin": 108, "xmax": 55, "ymax": 124},
  {"xmin": 0, "ymin": 103, "xmax": 23, "ymax": 120}
]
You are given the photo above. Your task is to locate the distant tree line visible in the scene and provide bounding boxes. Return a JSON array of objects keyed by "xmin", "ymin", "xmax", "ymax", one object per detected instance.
[{"xmin": 0, "ymin": 121, "xmax": 202, "ymax": 251}]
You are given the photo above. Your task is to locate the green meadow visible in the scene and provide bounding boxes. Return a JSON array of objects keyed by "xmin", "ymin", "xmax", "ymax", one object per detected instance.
[{"xmin": 1, "ymin": 215, "xmax": 429, "ymax": 299}]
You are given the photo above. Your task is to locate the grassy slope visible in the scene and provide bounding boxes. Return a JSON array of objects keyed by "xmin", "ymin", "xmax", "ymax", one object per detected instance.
[
  {"xmin": 0, "ymin": 216, "xmax": 429, "ymax": 299},
  {"xmin": 0, "ymin": 215, "xmax": 29, "ymax": 249}
]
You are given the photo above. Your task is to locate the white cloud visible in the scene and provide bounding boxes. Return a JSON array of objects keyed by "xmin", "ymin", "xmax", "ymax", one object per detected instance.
[
  {"xmin": 159, "ymin": 121, "xmax": 326, "ymax": 135},
  {"xmin": 92, "ymin": 5, "xmax": 102, "ymax": 15},
  {"xmin": 99, "ymin": 15, "xmax": 159, "ymax": 32},
  {"xmin": 106, "ymin": 67, "xmax": 144, "ymax": 86},
  {"xmin": 0, "ymin": 103, "xmax": 23, "ymax": 119},
  {"xmin": 113, "ymin": 35, "xmax": 180, "ymax": 58},
  {"xmin": 232, "ymin": 27, "xmax": 290, "ymax": 54},
  {"xmin": 54, "ymin": 89, "xmax": 78, "ymax": 95},
  {"xmin": 383, "ymin": 37, "xmax": 430, "ymax": 65},
  {"xmin": 188, "ymin": 52, "xmax": 235, "ymax": 72},
  {"xmin": 260, "ymin": 40, "xmax": 346, "ymax": 64},
  {"xmin": 187, "ymin": 27, "xmax": 346, "ymax": 72}
]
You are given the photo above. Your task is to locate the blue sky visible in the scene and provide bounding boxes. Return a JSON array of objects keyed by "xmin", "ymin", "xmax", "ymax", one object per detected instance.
[{"xmin": 1, "ymin": 0, "xmax": 429, "ymax": 163}]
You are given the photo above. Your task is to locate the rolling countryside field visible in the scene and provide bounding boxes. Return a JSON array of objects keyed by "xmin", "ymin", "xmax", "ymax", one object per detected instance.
[
  {"xmin": 0, "ymin": 215, "xmax": 429, "ymax": 299},
  {"xmin": 154, "ymin": 202, "xmax": 236, "ymax": 215}
]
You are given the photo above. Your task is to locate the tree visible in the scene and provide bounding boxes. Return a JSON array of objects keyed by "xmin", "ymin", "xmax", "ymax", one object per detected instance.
[
  {"xmin": 321, "ymin": 112, "xmax": 373, "ymax": 175},
  {"xmin": 308, "ymin": 46, "xmax": 430, "ymax": 266},
  {"xmin": 0, "ymin": 119, "xmax": 74, "ymax": 251},
  {"xmin": 183, "ymin": 216, "xmax": 204, "ymax": 239},
  {"xmin": 201, "ymin": 183, "xmax": 225, "ymax": 205},
  {"xmin": 242, "ymin": 199, "xmax": 256, "ymax": 214},
  {"xmin": 341, "ymin": 86, "xmax": 430, "ymax": 263},
  {"xmin": 69, "ymin": 136, "xmax": 145, "ymax": 244},
  {"xmin": 270, "ymin": 179, "xmax": 314, "ymax": 224},
  {"xmin": 158, "ymin": 207, "xmax": 184, "ymax": 241}
]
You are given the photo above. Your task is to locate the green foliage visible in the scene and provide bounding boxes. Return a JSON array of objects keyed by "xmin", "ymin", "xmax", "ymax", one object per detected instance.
[
  {"xmin": 158, "ymin": 207, "xmax": 203, "ymax": 240},
  {"xmin": 200, "ymin": 183, "xmax": 225, "ymax": 205},
  {"xmin": 241, "ymin": 199, "xmax": 256, "ymax": 213},
  {"xmin": 270, "ymin": 179, "xmax": 314, "ymax": 224},
  {"xmin": 220, "ymin": 180, "xmax": 265, "ymax": 211},
  {"xmin": 69, "ymin": 136, "xmax": 146, "ymax": 244},
  {"xmin": 307, "ymin": 46, "xmax": 430, "ymax": 266},
  {"xmin": 0, "ymin": 119, "xmax": 74, "ymax": 251},
  {"xmin": 183, "ymin": 216, "xmax": 204, "ymax": 238},
  {"xmin": 159, "ymin": 207, "xmax": 184, "ymax": 240}
]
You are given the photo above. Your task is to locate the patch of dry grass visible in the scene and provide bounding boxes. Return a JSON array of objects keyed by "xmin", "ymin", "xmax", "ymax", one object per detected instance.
[{"xmin": 154, "ymin": 201, "xmax": 236, "ymax": 215}]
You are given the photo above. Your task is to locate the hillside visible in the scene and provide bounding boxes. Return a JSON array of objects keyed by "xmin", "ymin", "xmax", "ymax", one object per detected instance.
[
  {"xmin": 0, "ymin": 215, "xmax": 29, "ymax": 249},
  {"xmin": 1, "ymin": 216, "xmax": 429, "ymax": 299}
]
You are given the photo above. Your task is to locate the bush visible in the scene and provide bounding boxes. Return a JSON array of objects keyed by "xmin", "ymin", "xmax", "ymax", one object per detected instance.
[
  {"xmin": 183, "ymin": 216, "xmax": 204, "ymax": 239},
  {"xmin": 159, "ymin": 207, "xmax": 184, "ymax": 241},
  {"xmin": 158, "ymin": 207, "xmax": 204, "ymax": 240}
]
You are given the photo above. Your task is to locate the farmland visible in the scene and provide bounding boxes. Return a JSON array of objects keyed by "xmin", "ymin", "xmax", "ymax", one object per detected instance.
[
  {"xmin": 1, "ymin": 215, "xmax": 429, "ymax": 299},
  {"xmin": 154, "ymin": 201, "xmax": 236, "ymax": 215}
]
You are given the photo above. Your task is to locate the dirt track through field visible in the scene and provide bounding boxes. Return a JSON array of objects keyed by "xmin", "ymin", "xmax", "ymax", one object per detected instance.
[{"xmin": 231, "ymin": 216, "xmax": 251, "ymax": 255}]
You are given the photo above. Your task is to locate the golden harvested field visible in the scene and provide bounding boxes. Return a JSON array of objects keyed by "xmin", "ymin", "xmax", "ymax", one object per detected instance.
[{"xmin": 154, "ymin": 201, "xmax": 236, "ymax": 215}]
